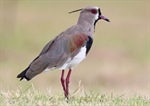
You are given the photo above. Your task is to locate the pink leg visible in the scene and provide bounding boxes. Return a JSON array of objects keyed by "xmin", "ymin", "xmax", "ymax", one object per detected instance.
[
  {"xmin": 60, "ymin": 70, "xmax": 66, "ymax": 96},
  {"xmin": 65, "ymin": 69, "xmax": 72, "ymax": 99}
]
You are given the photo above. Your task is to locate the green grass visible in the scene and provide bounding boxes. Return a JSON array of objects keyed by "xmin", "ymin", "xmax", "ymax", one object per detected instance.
[{"xmin": 0, "ymin": 84, "xmax": 149, "ymax": 106}]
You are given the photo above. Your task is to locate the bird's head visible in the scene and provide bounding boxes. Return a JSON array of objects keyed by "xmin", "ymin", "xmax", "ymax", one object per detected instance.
[{"xmin": 69, "ymin": 6, "xmax": 110, "ymax": 26}]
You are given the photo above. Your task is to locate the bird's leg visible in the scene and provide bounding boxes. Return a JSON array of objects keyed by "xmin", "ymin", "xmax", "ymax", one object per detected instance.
[
  {"xmin": 61, "ymin": 70, "xmax": 66, "ymax": 96},
  {"xmin": 65, "ymin": 69, "xmax": 72, "ymax": 99}
]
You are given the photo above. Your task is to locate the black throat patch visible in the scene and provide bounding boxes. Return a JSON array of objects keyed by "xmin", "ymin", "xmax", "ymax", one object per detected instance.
[{"xmin": 94, "ymin": 8, "xmax": 101, "ymax": 30}]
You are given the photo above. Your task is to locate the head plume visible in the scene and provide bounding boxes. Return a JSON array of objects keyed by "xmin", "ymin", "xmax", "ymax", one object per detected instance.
[{"xmin": 68, "ymin": 8, "xmax": 83, "ymax": 14}]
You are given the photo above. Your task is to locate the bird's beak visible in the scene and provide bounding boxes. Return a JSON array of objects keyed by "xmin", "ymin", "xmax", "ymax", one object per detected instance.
[{"xmin": 99, "ymin": 15, "xmax": 110, "ymax": 22}]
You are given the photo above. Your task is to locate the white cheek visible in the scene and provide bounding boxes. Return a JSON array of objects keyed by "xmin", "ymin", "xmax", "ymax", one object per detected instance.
[{"xmin": 94, "ymin": 13, "xmax": 99, "ymax": 20}]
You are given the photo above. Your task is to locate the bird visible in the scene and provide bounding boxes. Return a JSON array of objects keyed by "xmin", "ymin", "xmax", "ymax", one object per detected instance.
[{"xmin": 17, "ymin": 6, "xmax": 109, "ymax": 99}]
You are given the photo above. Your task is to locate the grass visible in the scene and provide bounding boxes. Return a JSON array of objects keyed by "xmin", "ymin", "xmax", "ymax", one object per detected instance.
[{"xmin": 1, "ymin": 84, "xmax": 149, "ymax": 106}]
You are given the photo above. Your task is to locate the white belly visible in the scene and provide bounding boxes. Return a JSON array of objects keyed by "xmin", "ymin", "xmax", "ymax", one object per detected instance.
[
  {"xmin": 59, "ymin": 46, "xmax": 86, "ymax": 70},
  {"xmin": 44, "ymin": 46, "xmax": 86, "ymax": 72}
]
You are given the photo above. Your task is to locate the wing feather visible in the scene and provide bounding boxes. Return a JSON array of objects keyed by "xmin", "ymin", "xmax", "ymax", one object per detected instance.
[{"xmin": 22, "ymin": 33, "xmax": 88, "ymax": 80}]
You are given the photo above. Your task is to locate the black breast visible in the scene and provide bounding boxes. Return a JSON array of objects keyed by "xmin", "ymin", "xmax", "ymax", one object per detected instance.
[{"xmin": 86, "ymin": 36, "xmax": 93, "ymax": 55}]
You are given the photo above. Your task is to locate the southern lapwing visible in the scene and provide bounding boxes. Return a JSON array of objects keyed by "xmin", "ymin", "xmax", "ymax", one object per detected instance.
[{"xmin": 17, "ymin": 6, "xmax": 109, "ymax": 99}]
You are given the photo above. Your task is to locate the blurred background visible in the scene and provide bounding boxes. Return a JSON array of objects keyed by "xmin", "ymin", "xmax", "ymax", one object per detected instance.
[{"xmin": 1, "ymin": 0, "xmax": 149, "ymax": 97}]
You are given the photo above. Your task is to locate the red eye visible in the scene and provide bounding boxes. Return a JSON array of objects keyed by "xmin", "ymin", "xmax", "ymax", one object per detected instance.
[{"xmin": 91, "ymin": 9, "xmax": 97, "ymax": 14}]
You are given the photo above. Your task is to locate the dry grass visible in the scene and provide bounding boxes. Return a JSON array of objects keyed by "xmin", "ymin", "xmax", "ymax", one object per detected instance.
[{"xmin": 1, "ymin": 83, "xmax": 149, "ymax": 106}]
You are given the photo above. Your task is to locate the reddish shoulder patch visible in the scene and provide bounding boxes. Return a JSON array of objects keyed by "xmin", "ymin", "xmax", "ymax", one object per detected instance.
[{"xmin": 70, "ymin": 34, "xmax": 88, "ymax": 52}]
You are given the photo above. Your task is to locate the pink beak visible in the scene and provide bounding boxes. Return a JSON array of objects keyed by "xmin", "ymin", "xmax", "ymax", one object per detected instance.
[{"xmin": 99, "ymin": 15, "xmax": 110, "ymax": 22}]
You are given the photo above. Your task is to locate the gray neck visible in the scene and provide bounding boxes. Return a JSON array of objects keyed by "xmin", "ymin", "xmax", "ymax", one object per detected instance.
[{"xmin": 77, "ymin": 14, "xmax": 95, "ymax": 33}]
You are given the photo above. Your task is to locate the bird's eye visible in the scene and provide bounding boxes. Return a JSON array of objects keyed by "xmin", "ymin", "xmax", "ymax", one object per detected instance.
[{"xmin": 91, "ymin": 9, "xmax": 97, "ymax": 14}]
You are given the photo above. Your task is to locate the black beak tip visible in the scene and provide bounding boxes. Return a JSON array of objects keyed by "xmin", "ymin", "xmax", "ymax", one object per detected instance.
[{"xmin": 105, "ymin": 18, "xmax": 110, "ymax": 22}]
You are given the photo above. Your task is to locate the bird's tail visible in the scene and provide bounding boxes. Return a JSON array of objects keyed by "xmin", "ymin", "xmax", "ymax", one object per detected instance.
[{"xmin": 17, "ymin": 67, "xmax": 30, "ymax": 81}]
